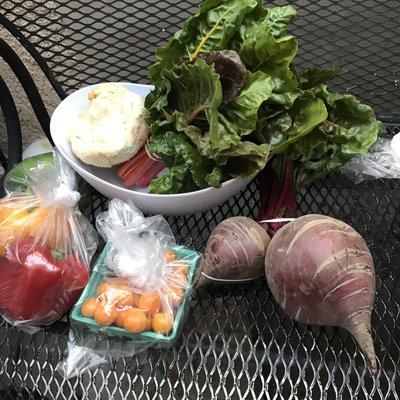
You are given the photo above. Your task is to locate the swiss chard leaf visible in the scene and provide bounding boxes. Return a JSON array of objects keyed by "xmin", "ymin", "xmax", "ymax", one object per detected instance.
[
  {"xmin": 148, "ymin": 165, "xmax": 195, "ymax": 194},
  {"xmin": 149, "ymin": 0, "xmax": 260, "ymax": 82},
  {"xmin": 263, "ymin": 5, "xmax": 297, "ymax": 38},
  {"xmin": 219, "ymin": 141, "xmax": 271, "ymax": 179},
  {"xmin": 164, "ymin": 60, "xmax": 222, "ymax": 127},
  {"xmin": 299, "ymin": 62, "xmax": 340, "ymax": 90},
  {"xmin": 256, "ymin": 112, "xmax": 292, "ymax": 145},
  {"xmin": 272, "ymin": 94, "xmax": 328, "ymax": 154},
  {"xmin": 218, "ymin": 70, "xmax": 274, "ymax": 138},
  {"xmin": 286, "ymin": 86, "xmax": 384, "ymax": 185},
  {"xmin": 203, "ymin": 50, "xmax": 246, "ymax": 101},
  {"xmin": 238, "ymin": 16, "xmax": 299, "ymax": 107},
  {"xmin": 166, "ymin": 68, "xmax": 274, "ymax": 158},
  {"xmin": 148, "ymin": 131, "xmax": 216, "ymax": 189},
  {"xmin": 206, "ymin": 166, "xmax": 225, "ymax": 187},
  {"xmin": 147, "ymin": 60, "xmax": 223, "ymax": 157},
  {"xmin": 203, "ymin": 71, "xmax": 273, "ymax": 155}
]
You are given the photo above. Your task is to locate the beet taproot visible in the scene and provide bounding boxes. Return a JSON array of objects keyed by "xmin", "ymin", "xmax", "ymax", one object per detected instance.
[
  {"xmin": 194, "ymin": 217, "xmax": 270, "ymax": 288},
  {"xmin": 265, "ymin": 214, "xmax": 377, "ymax": 374}
]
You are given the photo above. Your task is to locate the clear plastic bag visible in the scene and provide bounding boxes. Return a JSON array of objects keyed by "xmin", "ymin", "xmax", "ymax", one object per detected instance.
[
  {"xmin": 341, "ymin": 135, "xmax": 400, "ymax": 183},
  {"xmin": 0, "ymin": 151, "xmax": 98, "ymax": 333},
  {"xmin": 58, "ymin": 199, "xmax": 201, "ymax": 378}
]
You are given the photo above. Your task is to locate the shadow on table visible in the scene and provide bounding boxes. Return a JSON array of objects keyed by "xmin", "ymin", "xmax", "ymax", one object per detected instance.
[{"xmin": 0, "ymin": 382, "xmax": 45, "ymax": 400}]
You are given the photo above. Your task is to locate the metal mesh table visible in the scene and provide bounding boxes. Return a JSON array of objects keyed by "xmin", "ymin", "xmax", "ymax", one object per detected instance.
[{"xmin": 1, "ymin": 0, "xmax": 400, "ymax": 398}]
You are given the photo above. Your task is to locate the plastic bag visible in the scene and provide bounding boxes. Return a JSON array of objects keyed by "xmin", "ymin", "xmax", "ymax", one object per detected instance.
[
  {"xmin": 58, "ymin": 199, "xmax": 201, "ymax": 378},
  {"xmin": 341, "ymin": 135, "xmax": 400, "ymax": 182},
  {"xmin": 0, "ymin": 151, "xmax": 98, "ymax": 332}
]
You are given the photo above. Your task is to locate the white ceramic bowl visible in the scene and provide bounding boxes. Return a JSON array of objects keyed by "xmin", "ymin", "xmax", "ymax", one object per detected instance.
[{"xmin": 50, "ymin": 82, "xmax": 250, "ymax": 215}]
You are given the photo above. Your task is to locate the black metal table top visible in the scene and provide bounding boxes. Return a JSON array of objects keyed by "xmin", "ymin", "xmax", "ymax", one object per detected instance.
[
  {"xmin": 0, "ymin": 126, "xmax": 399, "ymax": 400},
  {"xmin": 1, "ymin": 0, "xmax": 399, "ymax": 119}
]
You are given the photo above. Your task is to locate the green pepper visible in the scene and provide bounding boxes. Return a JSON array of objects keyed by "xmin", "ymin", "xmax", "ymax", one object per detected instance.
[
  {"xmin": 4, "ymin": 152, "xmax": 93, "ymax": 212},
  {"xmin": 4, "ymin": 152, "xmax": 53, "ymax": 192}
]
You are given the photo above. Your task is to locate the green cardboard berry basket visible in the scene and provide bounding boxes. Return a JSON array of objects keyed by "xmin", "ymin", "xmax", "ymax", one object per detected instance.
[{"xmin": 71, "ymin": 244, "xmax": 200, "ymax": 345}]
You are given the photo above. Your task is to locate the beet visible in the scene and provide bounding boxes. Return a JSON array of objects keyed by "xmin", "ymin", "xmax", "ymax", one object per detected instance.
[
  {"xmin": 265, "ymin": 214, "xmax": 377, "ymax": 374},
  {"xmin": 194, "ymin": 217, "xmax": 270, "ymax": 288}
]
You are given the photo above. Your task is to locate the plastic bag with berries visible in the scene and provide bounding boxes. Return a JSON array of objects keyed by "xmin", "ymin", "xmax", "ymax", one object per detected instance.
[
  {"xmin": 0, "ymin": 151, "xmax": 98, "ymax": 333},
  {"xmin": 58, "ymin": 199, "xmax": 201, "ymax": 378}
]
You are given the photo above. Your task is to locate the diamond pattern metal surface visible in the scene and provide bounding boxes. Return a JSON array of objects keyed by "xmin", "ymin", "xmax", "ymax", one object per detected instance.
[
  {"xmin": 1, "ymin": 0, "xmax": 399, "ymax": 118},
  {"xmin": 0, "ymin": 126, "xmax": 399, "ymax": 399}
]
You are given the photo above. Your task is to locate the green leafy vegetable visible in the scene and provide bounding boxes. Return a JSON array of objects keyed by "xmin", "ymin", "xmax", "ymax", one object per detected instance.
[
  {"xmin": 149, "ymin": 165, "xmax": 195, "ymax": 194},
  {"xmin": 263, "ymin": 5, "xmax": 297, "ymax": 38},
  {"xmin": 149, "ymin": 0, "xmax": 260, "ymax": 82},
  {"xmin": 145, "ymin": 0, "xmax": 381, "ymax": 196},
  {"xmin": 238, "ymin": 6, "xmax": 299, "ymax": 106},
  {"xmin": 258, "ymin": 86, "xmax": 384, "ymax": 221},
  {"xmin": 204, "ymin": 50, "xmax": 246, "ymax": 101},
  {"xmin": 218, "ymin": 71, "xmax": 274, "ymax": 139},
  {"xmin": 255, "ymin": 112, "xmax": 292, "ymax": 145},
  {"xmin": 147, "ymin": 61, "xmax": 274, "ymax": 188},
  {"xmin": 148, "ymin": 131, "xmax": 216, "ymax": 189},
  {"xmin": 285, "ymin": 86, "xmax": 385, "ymax": 185},
  {"xmin": 272, "ymin": 94, "xmax": 328, "ymax": 153},
  {"xmin": 220, "ymin": 141, "xmax": 271, "ymax": 179},
  {"xmin": 299, "ymin": 62, "xmax": 340, "ymax": 90}
]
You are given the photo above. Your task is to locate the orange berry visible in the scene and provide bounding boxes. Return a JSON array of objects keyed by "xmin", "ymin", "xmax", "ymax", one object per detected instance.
[
  {"xmin": 114, "ymin": 310, "xmax": 128, "ymax": 328},
  {"xmin": 163, "ymin": 286, "xmax": 184, "ymax": 308},
  {"xmin": 166, "ymin": 250, "xmax": 176, "ymax": 263},
  {"xmin": 97, "ymin": 278, "xmax": 132, "ymax": 293},
  {"xmin": 175, "ymin": 264, "xmax": 189, "ymax": 276},
  {"xmin": 165, "ymin": 270, "xmax": 188, "ymax": 289},
  {"xmin": 117, "ymin": 292, "xmax": 139, "ymax": 307},
  {"xmin": 96, "ymin": 281, "xmax": 110, "ymax": 297},
  {"xmin": 94, "ymin": 303, "xmax": 118, "ymax": 326},
  {"xmin": 123, "ymin": 308, "xmax": 147, "ymax": 333},
  {"xmin": 81, "ymin": 298, "xmax": 98, "ymax": 318},
  {"xmin": 138, "ymin": 291, "xmax": 162, "ymax": 316},
  {"xmin": 0, "ymin": 207, "xmax": 30, "ymax": 245},
  {"xmin": 97, "ymin": 280, "xmax": 137, "ymax": 307},
  {"xmin": 152, "ymin": 313, "xmax": 173, "ymax": 334},
  {"xmin": 145, "ymin": 316, "xmax": 153, "ymax": 331},
  {"xmin": 108, "ymin": 289, "xmax": 137, "ymax": 307}
]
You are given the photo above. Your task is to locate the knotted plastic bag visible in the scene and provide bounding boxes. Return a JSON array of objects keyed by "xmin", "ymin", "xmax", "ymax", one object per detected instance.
[
  {"xmin": 341, "ymin": 134, "xmax": 400, "ymax": 182},
  {"xmin": 0, "ymin": 151, "xmax": 98, "ymax": 332},
  {"xmin": 58, "ymin": 199, "xmax": 200, "ymax": 378}
]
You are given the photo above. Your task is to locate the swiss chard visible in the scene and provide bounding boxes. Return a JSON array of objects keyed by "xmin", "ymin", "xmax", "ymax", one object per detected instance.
[
  {"xmin": 149, "ymin": 165, "xmax": 195, "ymax": 194},
  {"xmin": 143, "ymin": 0, "xmax": 381, "ymax": 198},
  {"xmin": 147, "ymin": 60, "xmax": 274, "ymax": 188},
  {"xmin": 149, "ymin": 0, "xmax": 260, "ymax": 82},
  {"xmin": 148, "ymin": 131, "xmax": 217, "ymax": 190},
  {"xmin": 258, "ymin": 86, "xmax": 384, "ymax": 221},
  {"xmin": 203, "ymin": 50, "xmax": 246, "ymax": 101},
  {"xmin": 299, "ymin": 62, "xmax": 340, "ymax": 90},
  {"xmin": 238, "ymin": 6, "xmax": 299, "ymax": 107},
  {"xmin": 286, "ymin": 86, "xmax": 385, "ymax": 185}
]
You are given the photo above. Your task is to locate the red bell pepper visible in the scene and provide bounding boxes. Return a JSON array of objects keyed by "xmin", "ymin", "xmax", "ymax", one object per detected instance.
[{"xmin": 0, "ymin": 237, "xmax": 89, "ymax": 325}]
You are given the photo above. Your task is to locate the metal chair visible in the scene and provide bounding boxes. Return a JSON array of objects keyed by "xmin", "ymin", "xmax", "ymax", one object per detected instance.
[{"xmin": 0, "ymin": 14, "xmax": 66, "ymax": 194}]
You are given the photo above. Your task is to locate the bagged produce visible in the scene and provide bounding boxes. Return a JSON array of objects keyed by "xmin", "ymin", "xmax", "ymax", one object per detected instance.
[
  {"xmin": 0, "ymin": 151, "xmax": 98, "ymax": 332},
  {"xmin": 58, "ymin": 199, "xmax": 201, "ymax": 378},
  {"xmin": 341, "ymin": 134, "xmax": 400, "ymax": 182}
]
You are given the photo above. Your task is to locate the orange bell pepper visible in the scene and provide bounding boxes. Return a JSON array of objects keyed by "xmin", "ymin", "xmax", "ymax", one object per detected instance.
[
  {"xmin": 0, "ymin": 203, "xmax": 31, "ymax": 245},
  {"xmin": 26, "ymin": 207, "xmax": 72, "ymax": 249}
]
